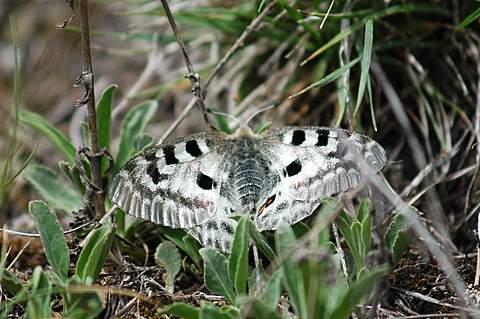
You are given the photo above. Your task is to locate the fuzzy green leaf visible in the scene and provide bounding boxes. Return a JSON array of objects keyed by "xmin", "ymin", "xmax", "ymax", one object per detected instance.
[
  {"xmin": 240, "ymin": 298, "xmax": 282, "ymax": 319},
  {"xmin": 248, "ymin": 220, "xmax": 275, "ymax": 261},
  {"xmin": 155, "ymin": 241, "xmax": 181, "ymax": 294},
  {"xmin": 228, "ymin": 216, "xmax": 249, "ymax": 296},
  {"xmin": 361, "ymin": 212, "xmax": 372, "ymax": 258},
  {"xmin": 260, "ymin": 270, "xmax": 282, "ymax": 311},
  {"xmin": 385, "ymin": 214, "xmax": 409, "ymax": 262},
  {"xmin": 75, "ymin": 220, "xmax": 115, "ymax": 284},
  {"xmin": 96, "ymin": 84, "xmax": 117, "ymax": 150},
  {"xmin": 158, "ymin": 302, "xmax": 200, "ymax": 319},
  {"xmin": 200, "ymin": 303, "xmax": 238, "ymax": 319},
  {"xmin": 115, "ymin": 100, "xmax": 158, "ymax": 172},
  {"xmin": 182, "ymin": 235, "xmax": 202, "ymax": 269},
  {"xmin": 23, "ymin": 164, "xmax": 83, "ymax": 213},
  {"xmin": 161, "ymin": 226, "xmax": 202, "ymax": 269},
  {"xmin": 29, "ymin": 201, "xmax": 70, "ymax": 283},
  {"xmin": 0, "ymin": 269, "xmax": 24, "ymax": 294},
  {"xmin": 199, "ymin": 248, "xmax": 235, "ymax": 304},
  {"xmin": 19, "ymin": 110, "xmax": 76, "ymax": 163}
]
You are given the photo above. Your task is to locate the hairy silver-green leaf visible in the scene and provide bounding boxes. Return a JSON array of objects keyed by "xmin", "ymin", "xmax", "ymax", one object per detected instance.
[
  {"xmin": 199, "ymin": 248, "xmax": 235, "ymax": 304},
  {"xmin": 155, "ymin": 241, "xmax": 182, "ymax": 294},
  {"xmin": 23, "ymin": 164, "xmax": 82, "ymax": 213},
  {"xmin": 29, "ymin": 201, "xmax": 70, "ymax": 283}
]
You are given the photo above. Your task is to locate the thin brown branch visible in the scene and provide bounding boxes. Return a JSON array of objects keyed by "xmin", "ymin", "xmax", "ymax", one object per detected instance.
[
  {"xmin": 79, "ymin": 0, "xmax": 105, "ymax": 218},
  {"xmin": 158, "ymin": 0, "xmax": 278, "ymax": 142},
  {"xmin": 158, "ymin": 0, "xmax": 209, "ymax": 125}
]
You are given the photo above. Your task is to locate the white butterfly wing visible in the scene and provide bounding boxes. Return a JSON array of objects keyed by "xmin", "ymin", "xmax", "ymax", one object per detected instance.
[
  {"xmin": 109, "ymin": 132, "xmax": 233, "ymax": 230},
  {"xmin": 254, "ymin": 127, "xmax": 387, "ymax": 231}
]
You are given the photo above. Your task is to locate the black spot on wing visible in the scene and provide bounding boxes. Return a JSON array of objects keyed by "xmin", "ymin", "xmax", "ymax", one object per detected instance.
[
  {"xmin": 146, "ymin": 162, "xmax": 167, "ymax": 184},
  {"xmin": 186, "ymin": 140, "xmax": 203, "ymax": 157},
  {"xmin": 206, "ymin": 220, "xmax": 217, "ymax": 230},
  {"xmin": 144, "ymin": 152, "xmax": 157, "ymax": 162},
  {"xmin": 197, "ymin": 172, "xmax": 217, "ymax": 190},
  {"xmin": 163, "ymin": 145, "xmax": 179, "ymax": 165},
  {"xmin": 284, "ymin": 159, "xmax": 302, "ymax": 177},
  {"xmin": 315, "ymin": 129, "xmax": 330, "ymax": 146},
  {"xmin": 146, "ymin": 162, "xmax": 160, "ymax": 184},
  {"xmin": 291, "ymin": 130, "xmax": 306, "ymax": 146},
  {"xmin": 221, "ymin": 221, "xmax": 234, "ymax": 235}
]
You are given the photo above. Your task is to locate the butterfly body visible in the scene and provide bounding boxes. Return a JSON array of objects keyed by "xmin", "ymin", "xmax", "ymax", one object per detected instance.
[{"xmin": 109, "ymin": 126, "xmax": 386, "ymax": 252}]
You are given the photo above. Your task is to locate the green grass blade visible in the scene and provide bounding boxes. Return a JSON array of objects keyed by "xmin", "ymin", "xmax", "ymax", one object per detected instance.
[
  {"xmin": 455, "ymin": 6, "xmax": 480, "ymax": 31},
  {"xmin": 275, "ymin": 225, "xmax": 307, "ymax": 319},
  {"xmin": 29, "ymin": 200, "xmax": 70, "ymax": 283},
  {"xmin": 3, "ymin": 145, "xmax": 37, "ymax": 188},
  {"xmin": 291, "ymin": 56, "xmax": 361, "ymax": 98},
  {"xmin": 26, "ymin": 266, "xmax": 52, "ymax": 319},
  {"xmin": 301, "ymin": 20, "xmax": 365, "ymax": 66},
  {"xmin": 354, "ymin": 19, "xmax": 374, "ymax": 115},
  {"xmin": 367, "ymin": 76, "xmax": 377, "ymax": 131},
  {"xmin": 19, "ymin": 110, "xmax": 76, "ymax": 163}
]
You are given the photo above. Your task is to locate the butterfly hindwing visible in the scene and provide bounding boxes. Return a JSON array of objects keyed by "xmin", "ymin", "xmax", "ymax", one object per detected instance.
[{"xmin": 254, "ymin": 127, "xmax": 387, "ymax": 230}]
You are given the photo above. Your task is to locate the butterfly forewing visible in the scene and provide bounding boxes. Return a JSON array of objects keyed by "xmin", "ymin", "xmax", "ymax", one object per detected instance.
[{"xmin": 109, "ymin": 131, "xmax": 231, "ymax": 229}]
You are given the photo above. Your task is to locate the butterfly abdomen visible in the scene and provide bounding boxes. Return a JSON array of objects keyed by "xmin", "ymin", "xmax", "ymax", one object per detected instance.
[{"xmin": 231, "ymin": 138, "xmax": 267, "ymax": 212}]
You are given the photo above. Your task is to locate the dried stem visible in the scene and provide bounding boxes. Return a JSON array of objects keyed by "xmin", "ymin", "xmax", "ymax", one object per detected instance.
[
  {"xmin": 158, "ymin": 0, "xmax": 209, "ymax": 125},
  {"xmin": 158, "ymin": 0, "xmax": 278, "ymax": 142},
  {"xmin": 79, "ymin": 0, "xmax": 105, "ymax": 218}
]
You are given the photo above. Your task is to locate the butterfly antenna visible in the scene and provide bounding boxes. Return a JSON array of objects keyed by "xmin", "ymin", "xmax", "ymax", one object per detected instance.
[
  {"xmin": 206, "ymin": 109, "xmax": 242, "ymax": 127},
  {"xmin": 244, "ymin": 102, "xmax": 279, "ymax": 127}
]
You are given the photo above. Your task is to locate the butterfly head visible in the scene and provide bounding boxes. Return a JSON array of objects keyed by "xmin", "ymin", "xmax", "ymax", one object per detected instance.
[{"xmin": 231, "ymin": 125, "xmax": 257, "ymax": 138}]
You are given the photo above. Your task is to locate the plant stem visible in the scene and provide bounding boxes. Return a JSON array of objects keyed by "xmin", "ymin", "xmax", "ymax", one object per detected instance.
[{"xmin": 79, "ymin": 0, "xmax": 105, "ymax": 218}]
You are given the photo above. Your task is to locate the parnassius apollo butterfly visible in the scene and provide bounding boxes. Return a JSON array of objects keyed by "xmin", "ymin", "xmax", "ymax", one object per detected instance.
[{"xmin": 109, "ymin": 125, "xmax": 386, "ymax": 252}]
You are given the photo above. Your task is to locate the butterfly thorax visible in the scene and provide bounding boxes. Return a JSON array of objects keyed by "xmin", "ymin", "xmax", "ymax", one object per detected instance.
[{"xmin": 230, "ymin": 137, "xmax": 268, "ymax": 213}]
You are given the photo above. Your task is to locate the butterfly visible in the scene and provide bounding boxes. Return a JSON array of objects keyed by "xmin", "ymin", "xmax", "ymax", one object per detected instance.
[{"xmin": 109, "ymin": 126, "xmax": 387, "ymax": 252}]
